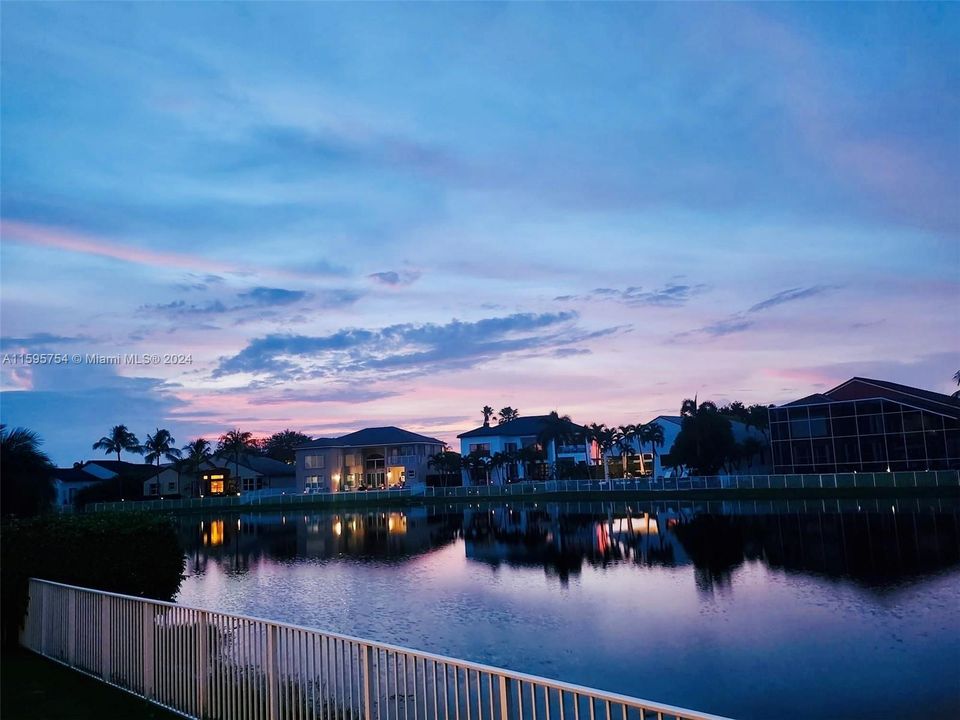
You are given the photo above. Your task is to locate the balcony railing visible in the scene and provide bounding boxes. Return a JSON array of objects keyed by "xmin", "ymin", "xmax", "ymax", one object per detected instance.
[{"xmin": 21, "ymin": 578, "xmax": 728, "ymax": 720}]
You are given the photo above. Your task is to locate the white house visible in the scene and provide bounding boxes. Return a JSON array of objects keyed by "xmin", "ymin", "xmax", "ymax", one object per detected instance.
[
  {"xmin": 457, "ymin": 414, "xmax": 593, "ymax": 484},
  {"xmin": 608, "ymin": 415, "xmax": 770, "ymax": 477},
  {"xmin": 50, "ymin": 467, "xmax": 102, "ymax": 509}
]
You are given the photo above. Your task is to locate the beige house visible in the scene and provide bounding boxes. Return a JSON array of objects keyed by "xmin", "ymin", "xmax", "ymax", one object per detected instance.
[{"xmin": 295, "ymin": 426, "xmax": 445, "ymax": 493}]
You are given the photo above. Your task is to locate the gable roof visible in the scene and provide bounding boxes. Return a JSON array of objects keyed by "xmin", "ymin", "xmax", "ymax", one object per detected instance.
[
  {"xmin": 82, "ymin": 460, "xmax": 157, "ymax": 479},
  {"xmin": 51, "ymin": 467, "xmax": 101, "ymax": 484},
  {"xmin": 297, "ymin": 426, "xmax": 444, "ymax": 450},
  {"xmin": 781, "ymin": 377, "xmax": 960, "ymax": 418},
  {"xmin": 458, "ymin": 415, "xmax": 588, "ymax": 439}
]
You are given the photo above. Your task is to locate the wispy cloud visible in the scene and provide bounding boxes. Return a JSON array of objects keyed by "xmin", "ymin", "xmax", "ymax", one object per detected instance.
[
  {"xmin": 368, "ymin": 270, "xmax": 421, "ymax": 287},
  {"xmin": 557, "ymin": 283, "xmax": 708, "ymax": 308},
  {"xmin": 238, "ymin": 286, "xmax": 310, "ymax": 306},
  {"xmin": 678, "ymin": 285, "xmax": 840, "ymax": 340},
  {"xmin": 747, "ymin": 285, "xmax": 835, "ymax": 313},
  {"xmin": 213, "ymin": 311, "xmax": 614, "ymax": 382}
]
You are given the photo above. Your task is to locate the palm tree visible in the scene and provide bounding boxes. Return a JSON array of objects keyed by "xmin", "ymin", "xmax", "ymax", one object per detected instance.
[
  {"xmin": 536, "ymin": 411, "xmax": 576, "ymax": 479},
  {"xmin": 217, "ymin": 429, "xmax": 256, "ymax": 491},
  {"xmin": 497, "ymin": 407, "xmax": 519, "ymax": 424},
  {"xmin": 481, "ymin": 406, "xmax": 495, "ymax": 427},
  {"xmin": 182, "ymin": 438, "xmax": 213, "ymax": 496},
  {"xmin": 1, "ymin": 425, "xmax": 55, "ymax": 516},
  {"xmin": 92, "ymin": 424, "xmax": 143, "ymax": 463},
  {"xmin": 489, "ymin": 451, "xmax": 509, "ymax": 485},
  {"xmin": 639, "ymin": 422, "xmax": 665, "ymax": 475},
  {"xmin": 92, "ymin": 424, "xmax": 142, "ymax": 499},
  {"xmin": 143, "ymin": 429, "xmax": 182, "ymax": 497},
  {"xmin": 954, "ymin": 370, "xmax": 960, "ymax": 386},
  {"xmin": 586, "ymin": 423, "xmax": 617, "ymax": 481},
  {"xmin": 428, "ymin": 449, "xmax": 463, "ymax": 487},
  {"xmin": 517, "ymin": 444, "xmax": 544, "ymax": 481}
]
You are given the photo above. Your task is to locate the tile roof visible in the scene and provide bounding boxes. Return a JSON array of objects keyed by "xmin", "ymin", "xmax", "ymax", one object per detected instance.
[
  {"xmin": 458, "ymin": 415, "xmax": 588, "ymax": 439},
  {"xmin": 297, "ymin": 426, "xmax": 444, "ymax": 450}
]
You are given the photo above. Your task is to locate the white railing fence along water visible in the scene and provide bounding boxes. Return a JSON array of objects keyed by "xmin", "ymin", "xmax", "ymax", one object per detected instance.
[
  {"xmin": 21, "ymin": 579, "xmax": 730, "ymax": 720},
  {"xmin": 425, "ymin": 470, "xmax": 958, "ymax": 498}
]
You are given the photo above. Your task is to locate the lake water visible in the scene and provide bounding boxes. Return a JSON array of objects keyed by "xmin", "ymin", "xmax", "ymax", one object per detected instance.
[{"xmin": 174, "ymin": 497, "xmax": 960, "ymax": 720}]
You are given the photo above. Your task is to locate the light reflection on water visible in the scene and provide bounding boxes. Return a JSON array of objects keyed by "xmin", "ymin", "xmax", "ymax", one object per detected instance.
[{"xmin": 175, "ymin": 497, "xmax": 960, "ymax": 720}]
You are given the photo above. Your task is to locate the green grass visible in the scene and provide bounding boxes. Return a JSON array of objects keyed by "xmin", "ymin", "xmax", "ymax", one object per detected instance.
[{"xmin": 1, "ymin": 649, "xmax": 181, "ymax": 719}]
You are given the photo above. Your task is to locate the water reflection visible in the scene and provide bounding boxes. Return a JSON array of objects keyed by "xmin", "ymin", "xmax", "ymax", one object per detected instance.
[
  {"xmin": 175, "ymin": 497, "xmax": 960, "ymax": 720},
  {"xmin": 179, "ymin": 497, "xmax": 960, "ymax": 591}
]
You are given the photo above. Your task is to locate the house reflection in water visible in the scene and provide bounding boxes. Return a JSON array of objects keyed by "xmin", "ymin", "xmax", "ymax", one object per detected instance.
[{"xmin": 179, "ymin": 499, "xmax": 960, "ymax": 593}]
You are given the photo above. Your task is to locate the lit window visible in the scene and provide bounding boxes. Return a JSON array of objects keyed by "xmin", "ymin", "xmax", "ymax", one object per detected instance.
[
  {"xmin": 210, "ymin": 480, "xmax": 224, "ymax": 494},
  {"xmin": 305, "ymin": 455, "xmax": 325, "ymax": 469}
]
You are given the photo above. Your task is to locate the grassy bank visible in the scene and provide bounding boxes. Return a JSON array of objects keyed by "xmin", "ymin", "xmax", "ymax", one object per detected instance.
[{"xmin": 0, "ymin": 650, "xmax": 180, "ymax": 719}]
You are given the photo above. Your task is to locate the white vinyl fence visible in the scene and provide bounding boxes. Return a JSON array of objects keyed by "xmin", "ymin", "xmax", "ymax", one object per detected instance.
[
  {"xmin": 425, "ymin": 470, "xmax": 958, "ymax": 498},
  {"xmin": 21, "ymin": 579, "xmax": 730, "ymax": 720}
]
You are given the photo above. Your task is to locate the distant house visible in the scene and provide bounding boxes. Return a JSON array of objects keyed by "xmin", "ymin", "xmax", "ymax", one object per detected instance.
[
  {"xmin": 770, "ymin": 377, "xmax": 960, "ymax": 474},
  {"xmin": 457, "ymin": 415, "xmax": 592, "ymax": 484},
  {"xmin": 141, "ymin": 454, "xmax": 296, "ymax": 498},
  {"xmin": 50, "ymin": 466, "xmax": 102, "ymax": 509},
  {"xmin": 294, "ymin": 427, "xmax": 445, "ymax": 493},
  {"xmin": 610, "ymin": 416, "xmax": 770, "ymax": 477}
]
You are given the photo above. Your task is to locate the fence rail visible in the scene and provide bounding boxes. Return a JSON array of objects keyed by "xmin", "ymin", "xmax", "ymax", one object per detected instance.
[
  {"xmin": 21, "ymin": 579, "xmax": 729, "ymax": 720},
  {"xmin": 424, "ymin": 470, "xmax": 959, "ymax": 498},
  {"xmin": 88, "ymin": 471, "xmax": 959, "ymax": 513}
]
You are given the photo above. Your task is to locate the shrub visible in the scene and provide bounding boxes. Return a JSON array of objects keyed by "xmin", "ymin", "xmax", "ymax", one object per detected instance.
[{"xmin": 1, "ymin": 512, "xmax": 185, "ymax": 648}]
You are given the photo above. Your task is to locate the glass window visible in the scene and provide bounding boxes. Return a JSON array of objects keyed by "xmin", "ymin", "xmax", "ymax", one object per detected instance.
[
  {"xmin": 884, "ymin": 412, "xmax": 903, "ymax": 433},
  {"xmin": 886, "ymin": 434, "xmax": 907, "ymax": 462},
  {"xmin": 770, "ymin": 422, "xmax": 790, "ymax": 442},
  {"xmin": 469, "ymin": 443, "xmax": 490, "ymax": 455},
  {"xmin": 790, "ymin": 440, "xmax": 813, "ymax": 465},
  {"xmin": 902, "ymin": 412, "xmax": 923, "ymax": 433},
  {"xmin": 857, "ymin": 415, "xmax": 884, "ymax": 435},
  {"xmin": 811, "ymin": 439, "xmax": 833, "ymax": 465},
  {"xmin": 305, "ymin": 455, "xmax": 325, "ymax": 469},
  {"xmin": 859, "ymin": 436, "xmax": 885, "ymax": 463},
  {"xmin": 210, "ymin": 480, "xmax": 224, "ymax": 494},
  {"xmin": 809, "ymin": 417, "xmax": 830, "ymax": 437},
  {"xmin": 834, "ymin": 437, "xmax": 860, "ymax": 464},
  {"xmin": 832, "ymin": 416, "xmax": 858, "ymax": 436},
  {"xmin": 925, "ymin": 431, "xmax": 947, "ymax": 459},
  {"xmin": 788, "ymin": 407, "xmax": 809, "ymax": 422},
  {"xmin": 769, "ymin": 408, "xmax": 790, "ymax": 423},
  {"xmin": 808, "ymin": 405, "xmax": 830, "ymax": 420},
  {"xmin": 831, "ymin": 402, "xmax": 856, "ymax": 417},
  {"xmin": 904, "ymin": 433, "xmax": 927, "ymax": 462}
]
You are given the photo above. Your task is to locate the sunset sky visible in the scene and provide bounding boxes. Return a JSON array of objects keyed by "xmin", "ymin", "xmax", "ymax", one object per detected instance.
[{"xmin": 2, "ymin": 3, "xmax": 958, "ymax": 465}]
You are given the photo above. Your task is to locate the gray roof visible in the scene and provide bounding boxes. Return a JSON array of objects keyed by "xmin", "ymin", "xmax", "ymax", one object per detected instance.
[
  {"xmin": 458, "ymin": 415, "xmax": 588, "ymax": 439},
  {"xmin": 52, "ymin": 467, "xmax": 101, "ymax": 484},
  {"xmin": 297, "ymin": 426, "xmax": 444, "ymax": 450},
  {"xmin": 211, "ymin": 453, "xmax": 294, "ymax": 476}
]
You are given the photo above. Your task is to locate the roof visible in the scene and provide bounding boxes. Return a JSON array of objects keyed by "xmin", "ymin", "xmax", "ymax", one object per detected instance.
[
  {"xmin": 458, "ymin": 415, "xmax": 588, "ymax": 439},
  {"xmin": 780, "ymin": 377, "xmax": 960, "ymax": 418},
  {"xmin": 235, "ymin": 454, "xmax": 295, "ymax": 476},
  {"xmin": 51, "ymin": 467, "xmax": 101, "ymax": 484},
  {"xmin": 297, "ymin": 426, "xmax": 444, "ymax": 450},
  {"xmin": 83, "ymin": 460, "xmax": 157, "ymax": 479}
]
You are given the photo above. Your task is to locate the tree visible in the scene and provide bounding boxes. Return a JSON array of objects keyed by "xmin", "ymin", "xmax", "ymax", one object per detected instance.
[
  {"xmin": 0, "ymin": 425, "xmax": 55, "ymax": 517},
  {"xmin": 143, "ymin": 429, "xmax": 182, "ymax": 497},
  {"xmin": 517, "ymin": 444, "xmax": 545, "ymax": 481},
  {"xmin": 536, "ymin": 411, "xmax": 577, "ymax": 479},
  {"xmin": 481, "ymin": 406, "xmax": 495, "ymax": 427},
  {"xmin": 954, "ymin": 370, "xmax": 960, "ymax": 386},
  {"xmin": 262, "ymin": 429, "xmax": 312, "ymax": 464},
  {"xmin": 182, "ymin": 438, "xmax": 213, "ymax": 497},
  {"xmin": 497, "ymin": 407, "xmax": 519, "ymax": 424},
  {"xmin": 586, "ymin": 423, "xmax": 617, "ymax": 481},
  {"xmin": 462, "ymin": 450, "xmax": 492, "ymax": 485},
  {"xmin": 427, "ymin": 449, "xmax": 462, "ymax": 486},
  {"xmin": 92, "ymin": 424, "xmax": 143, "ymax": 463},
  {"xmin": 638, "ymin": 422, "xmax": 665, "ymax": 475},
  {"xmin": 217, "ymin": 429, "xmax": 257, "ymax": 486},
  {"xmin": 670, "ymin": 401, "xmax": 735, "ymax": 475},
  {"xmin": 92, "ymin": 424, "xmax": 142, "ymax": 499}
]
